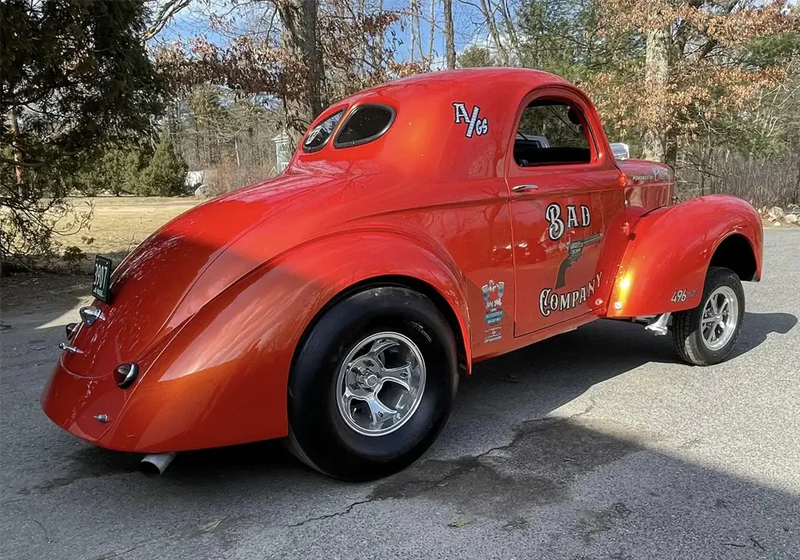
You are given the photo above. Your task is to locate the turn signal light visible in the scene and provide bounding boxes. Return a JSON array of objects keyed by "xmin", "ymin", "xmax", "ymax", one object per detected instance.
[{"xmin": 113, "ymin": 363, "xmax": 139, "ymax": 389}]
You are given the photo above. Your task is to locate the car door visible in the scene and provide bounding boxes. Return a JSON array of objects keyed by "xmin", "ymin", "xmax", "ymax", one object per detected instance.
[{"xmin": 506, "ymin": 87, "xmax": 623, "ymax": 337}]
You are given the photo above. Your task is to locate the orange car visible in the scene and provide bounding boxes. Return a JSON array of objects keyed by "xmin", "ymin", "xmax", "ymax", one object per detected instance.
[{"xmin": 42, "ymin": 68, "xmax": 763, "ymax": 480}]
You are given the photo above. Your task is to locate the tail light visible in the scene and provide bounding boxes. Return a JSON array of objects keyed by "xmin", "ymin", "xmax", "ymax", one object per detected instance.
[{"xmin": 113, "ymin": 363, "xmax": 139, "ymax": 388}]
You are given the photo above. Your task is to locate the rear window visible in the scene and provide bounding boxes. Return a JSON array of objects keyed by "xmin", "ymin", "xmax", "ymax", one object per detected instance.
[
  {"xmin": 334, "ymin": 104, "xmax": 395, "ymax": 148},
  {"xmin": 303, "ymin": 110, "xmax": 344, "ymax": 152}
]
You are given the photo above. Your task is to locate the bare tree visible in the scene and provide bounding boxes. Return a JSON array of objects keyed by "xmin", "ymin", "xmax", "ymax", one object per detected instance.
[
  {"xmin": 443, "ymin": 0, "xmax": 456, "ymax": 69},
  {"xmin": 477, "ymin": 0, "xmax": 510, "ymax": 65},
  {"xmin": 276, "ymin": 0, "xmax": 325, "ymax": 133},
  {"xmin": 145, "ymin": 0, "xmax": 193, "ymax": 41}
]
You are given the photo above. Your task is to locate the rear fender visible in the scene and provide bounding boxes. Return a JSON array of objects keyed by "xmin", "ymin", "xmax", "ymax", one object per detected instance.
[
  {"xmin": 103, "ymin": 231, "xmax": 471, "ymax": 453},
  {"xmin": 606, "ymin": 195, "xmax": 762, "ymax": 318}
]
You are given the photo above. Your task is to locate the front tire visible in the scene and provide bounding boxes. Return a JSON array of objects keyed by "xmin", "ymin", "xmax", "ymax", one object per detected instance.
[
  {"xmin": 287, "ymin": 286, "xmax": 458, "ymax": 481},
  {"xmin": 672, "ymin": 266, "xmax": 745, "ymax": 365}
]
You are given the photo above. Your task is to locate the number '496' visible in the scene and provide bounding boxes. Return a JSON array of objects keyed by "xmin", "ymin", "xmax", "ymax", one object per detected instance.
[
  {"xmin": 671, "ymin": 290, "xmax": 687, "ymax": 303},
  {"xmin": 671, "ymin": 289, "xmax": 696, "ymax": 303}
]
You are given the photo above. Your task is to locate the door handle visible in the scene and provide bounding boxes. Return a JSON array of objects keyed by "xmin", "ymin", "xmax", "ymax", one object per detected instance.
[{"xmin": 512, "ymin": 184, "xmax": 539, "ymax": 192}]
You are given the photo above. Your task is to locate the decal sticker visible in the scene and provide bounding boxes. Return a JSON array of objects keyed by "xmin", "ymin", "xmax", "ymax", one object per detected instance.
[
  {"xmin": 545, "ymin": 203, "xmax": 591, "ymax": 241},
  {"xmin": 484, "ymin": 325, "xmax": 503, "ymax": 344},
  {"xmin": 453, "ymin": 102, "xmax": 489, "ymax": 138},
  {"xmin": 670, "ymin": 289, "xmax": 697, "ymax": 303},
  {"xmin": 482, "ymin": 280, "xmax": 505, "ymax": 324},
  {"xmin": 539, "ymin": 272, "xmax": 603, "ymax": 317},
  {"xmin": 628, "ymin": 166, "xmax": 673, "ymax": 184},
  {"xmin": 653, "ymin": 166, "xmax": 672, "ymax": 181},
  {"xmin": 555, "ymin": 233, "xmax": 602, "ymax": 289},
  {"xmin": 482, "ymin": 280, "xmax": 505, "ymax": 343}
]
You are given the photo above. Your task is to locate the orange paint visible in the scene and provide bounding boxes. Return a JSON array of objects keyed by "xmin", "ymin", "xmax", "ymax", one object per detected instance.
[{"xmin": 42, "ymin": 69, "xmax": 763, "ymax": 454}]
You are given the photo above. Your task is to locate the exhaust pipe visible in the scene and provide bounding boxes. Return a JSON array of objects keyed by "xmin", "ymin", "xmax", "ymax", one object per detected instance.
[{"xmin": 140, "ymin": 453, "xmax": 176, "ymax": 477}]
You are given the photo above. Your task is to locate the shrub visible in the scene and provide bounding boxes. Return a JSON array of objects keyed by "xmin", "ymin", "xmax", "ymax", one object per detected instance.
[{"xmin": 138, "ymin": 136, "xmax": 188, "ymax": 196}]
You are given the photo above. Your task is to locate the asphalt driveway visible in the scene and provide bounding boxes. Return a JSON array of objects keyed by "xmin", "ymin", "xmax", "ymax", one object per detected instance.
[{"xmin": 1, "ymin": 229, "xmax": 799, "ymax": 560}]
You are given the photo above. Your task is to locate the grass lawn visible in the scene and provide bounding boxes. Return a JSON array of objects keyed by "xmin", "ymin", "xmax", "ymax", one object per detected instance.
[{"xmin": 60, "ymin": 196, "xmax": 202, "ymax": 259}]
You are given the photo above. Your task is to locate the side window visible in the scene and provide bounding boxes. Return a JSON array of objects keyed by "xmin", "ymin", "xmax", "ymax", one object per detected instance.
[
  {"xmin": 334, "ymin": 104, "xmax": 395, "ymax": 148},
  {"xmin": 514, "ymin": 99, "xmax": 593, "ymax": 167},
  {"xmin": 302, "ymin": 109, "xmax": 344, "ymax": 152}
]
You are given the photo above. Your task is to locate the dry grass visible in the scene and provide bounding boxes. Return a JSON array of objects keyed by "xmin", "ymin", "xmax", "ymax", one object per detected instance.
[{"xmin": 59, "ymin": 196, "xmax": 202, "ymax": 257}]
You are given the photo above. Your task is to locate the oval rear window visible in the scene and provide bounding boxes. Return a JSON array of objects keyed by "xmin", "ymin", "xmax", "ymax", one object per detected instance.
[
  {"xmin": 303, "ymin": 110, "xmax": 344, "ymax": 152},
  {"xmin": 334, "ymin": 104, "xmax": 395, "ymax": 148}
]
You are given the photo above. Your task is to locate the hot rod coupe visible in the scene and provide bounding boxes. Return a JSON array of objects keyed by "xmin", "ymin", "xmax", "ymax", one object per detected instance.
[{"xmin": 43, "ymin": 68, "xmax": 762, "ymax": 480}]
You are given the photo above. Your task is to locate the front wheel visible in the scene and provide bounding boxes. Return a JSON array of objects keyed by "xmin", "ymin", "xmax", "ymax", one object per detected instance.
[
  {"xmin": 672, "ymin": 266, "xmax": 745, "ymax": 365},
  {"xmin": 287, "ymin": 286, "xmax": 458, "ymax": 481}
]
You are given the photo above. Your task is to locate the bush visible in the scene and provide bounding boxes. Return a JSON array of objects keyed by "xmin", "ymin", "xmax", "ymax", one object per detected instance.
[
  {"xmin": 138, "ymin": 136, "xmax": 188, "ymax": 196},
  {"xmin": 69, "ymin": 145, "xmax": 146, "ymax": 196},
  {"xmin": 202, "ymin": 159, "xmax": 275, "ymax": 196},
  {"xmin": 61, "ymin": 245, "xmax": 86, "ymax": 272}
]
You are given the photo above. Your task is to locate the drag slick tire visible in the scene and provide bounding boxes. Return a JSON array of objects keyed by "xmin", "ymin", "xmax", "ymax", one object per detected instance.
[
  {"xmin": 287, "ymin": 286, "xmax": 458, "ymax": 481},
  {"xmin": 672, "ymin": 266, "xmax": 745, "ymax": 366}
]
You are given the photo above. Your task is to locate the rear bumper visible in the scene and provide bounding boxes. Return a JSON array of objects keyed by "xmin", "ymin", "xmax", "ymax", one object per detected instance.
[
  {"xmin": 41, "ymin": 359, "xmax": 127, "ymax": 450},
  {"xmin": 41, "ymin": 351, "xmax": 289, "ymax": 454}
]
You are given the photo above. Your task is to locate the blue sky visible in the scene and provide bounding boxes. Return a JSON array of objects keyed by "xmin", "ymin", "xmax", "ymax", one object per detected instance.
[{"xmin": 158, "ymin": 0, "xmax": 493, "ymax": 63}]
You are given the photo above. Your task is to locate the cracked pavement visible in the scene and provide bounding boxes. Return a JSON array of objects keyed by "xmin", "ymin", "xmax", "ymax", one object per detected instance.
[{"xmin": 1, "ymin": 229, "xmax": 799, "ymax": 559}]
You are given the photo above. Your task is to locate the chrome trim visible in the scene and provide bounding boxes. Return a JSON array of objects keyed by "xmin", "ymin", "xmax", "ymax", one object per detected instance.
[
  {"xmin": 701, "ymin": 286, "xmax": 739, "ymax": 350},
  {"xmin": 93, "ymin": 414, "xmax": 109, "ymax": 423},
  {"xmin": 114, "ymin": 363, "xmax": 139, "ymax": 389},
  {"xmin": 512, "ymin": 184, "xmax": 539, "ymax": 192},
  {"xmin": 333, "ymin": 104, "xmax": 397, "ymax": 149},
  {"xmin": 65, "ymin": 322, "xmax": 79, "ymax": 340},
  {"xmin": 335, "ymin": 332, "xmax": 426, "ymax": 437},
  {"xmin": 79, "ymin": 306, "xmax": 104, "ymax": 326},
  {"xmin": 58, "ymin": 342, "xmax": 84, "ymax": 354},
  {"xmin": 645, "ymin": 312, "xmax": 671, "ymax": 336},
  {"xmin": 140, "ymin": 453, "xmax": 176, "ymax": 477}
]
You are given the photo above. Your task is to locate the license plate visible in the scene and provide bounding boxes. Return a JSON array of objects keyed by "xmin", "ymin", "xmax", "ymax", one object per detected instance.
[{"xmin": 92, "ymin": 256, "xmax": 113, "ymax": 303}]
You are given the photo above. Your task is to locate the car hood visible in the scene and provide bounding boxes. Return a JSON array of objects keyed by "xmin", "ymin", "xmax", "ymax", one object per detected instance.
[{"xmin": 63, "ymin": 168, "xmax": 358, "ymax": 377}]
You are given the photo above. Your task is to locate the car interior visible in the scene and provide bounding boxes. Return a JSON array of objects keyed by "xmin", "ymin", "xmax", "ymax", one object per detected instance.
[{"xmin": 514, "ymin": 99, "xmax": 593, "ymax": 167}]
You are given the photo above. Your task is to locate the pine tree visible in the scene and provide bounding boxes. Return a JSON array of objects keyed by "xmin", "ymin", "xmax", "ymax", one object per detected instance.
[
  {"xmin": 1, "ymin": 0, "xmax": 163, "ymax": 263},
  {"xmin": 138, "ymin": 136, "xmax": 188, "ymax": 196}
]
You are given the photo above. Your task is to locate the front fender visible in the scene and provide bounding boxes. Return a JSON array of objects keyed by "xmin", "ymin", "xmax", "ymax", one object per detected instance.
[
  {"xmin": 606, "ymin": 195, "xmax": 762, "ymax": 318},
  {"xmin": 99, "ymin": 231, "xmax": 471, "ymax": 453}
]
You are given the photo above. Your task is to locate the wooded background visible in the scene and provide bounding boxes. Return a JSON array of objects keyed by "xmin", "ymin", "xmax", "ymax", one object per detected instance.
[{"xmin": 2, "ymin": 0, "xmax": 800, "ymax": 263}]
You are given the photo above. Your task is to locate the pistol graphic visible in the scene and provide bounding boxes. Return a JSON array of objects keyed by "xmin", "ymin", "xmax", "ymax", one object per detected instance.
[{"xmin": 555, "ymin": 233, "xmax": 602, "ymax": 289}]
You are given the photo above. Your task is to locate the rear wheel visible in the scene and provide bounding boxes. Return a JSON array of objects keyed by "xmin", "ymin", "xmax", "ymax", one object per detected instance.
[
  {"xmin": 287, "ymin": 286, "xmax": 458, "ymax": 481},
  {"xmin": 672, "ymin": 267, "xmax": 745, "ymax": 365}
]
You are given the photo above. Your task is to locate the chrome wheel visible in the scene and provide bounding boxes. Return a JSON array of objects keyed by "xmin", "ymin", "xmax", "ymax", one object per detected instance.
[
  {"xmin": 700, "ymin": 286, "xmax": 739, "ymax": 351},
  {"xmin": 336, "ymin": 332, "xmax": 426, "ymax": 437}
]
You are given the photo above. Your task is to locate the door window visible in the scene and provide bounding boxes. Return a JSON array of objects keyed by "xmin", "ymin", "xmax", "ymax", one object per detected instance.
[{"xmin": 514, "ymin": 100, "xmax": 593, "ymax": 167}]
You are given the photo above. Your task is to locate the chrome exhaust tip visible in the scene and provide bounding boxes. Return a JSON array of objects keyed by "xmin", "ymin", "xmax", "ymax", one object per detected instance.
[{"xmin": 140, "ymin": 453, "xmax": 176, "ymax": 477}]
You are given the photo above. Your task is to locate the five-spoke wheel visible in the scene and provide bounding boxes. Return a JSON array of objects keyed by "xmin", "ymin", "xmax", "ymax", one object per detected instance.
[{"xmin": 673, "ymin": 267, "xmax": 745, "ymax": 365}]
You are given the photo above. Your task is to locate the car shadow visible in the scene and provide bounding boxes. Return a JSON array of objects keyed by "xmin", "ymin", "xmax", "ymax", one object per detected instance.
[
  {"xmin": 3, "ymin": 276, "xmax": 799, "ymax": 558},
  {"xmin": 50, "ymin": 310, "xmax": 796, "ymax": 483}
]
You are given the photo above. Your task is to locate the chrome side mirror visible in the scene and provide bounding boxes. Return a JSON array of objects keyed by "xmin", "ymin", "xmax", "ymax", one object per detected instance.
[{"xmin": 610, "ymin": 142, "xmax": 630, "ymax": 161}]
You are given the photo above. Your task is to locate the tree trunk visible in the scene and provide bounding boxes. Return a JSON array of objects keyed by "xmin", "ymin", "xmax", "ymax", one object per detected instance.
[
  {"xmin": 479, "ymin": 0, "xmax": 509, "ymax": 66},
  {"xmin": 277, "ymin": 0, "xmax": 324, "ymax": 141},
  {"xmin": 428, "ymin": 0, "xmax": 436, "ymax": 68},
  {"xmin": 8, "ymin": 107, "xmax": 26, "ymax": 197},
  {"xmin": 642, "ymin": 26, "xmax": 671, "ymax": 164},
  {"xmin": 795, "ymin": 153, "xmax": 800, "ymax": 205},
  {"xmin": 443, "ymin": 0, "xmax": 456, "ymax": 69}
]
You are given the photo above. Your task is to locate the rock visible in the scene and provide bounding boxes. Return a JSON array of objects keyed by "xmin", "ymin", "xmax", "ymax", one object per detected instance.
[
  {"xmin": 772, "ymin": 221, "xmax": 781, "ymax": 227},
  {"xmin": 785, "ymin": 213, "xmax": 799, "ymax": 224},
  {"xmin": 194, "ymin": 185, "xmax": 210, "ymax": 198},
  {"xmin": 767, "ymin": 206, "xmax": 784, "ymax": 220}
]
